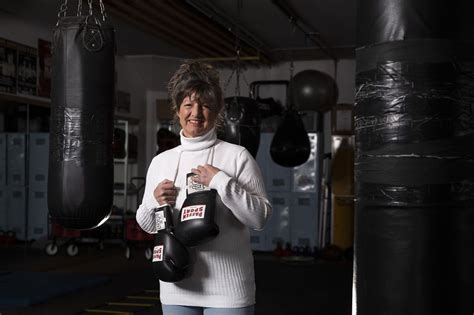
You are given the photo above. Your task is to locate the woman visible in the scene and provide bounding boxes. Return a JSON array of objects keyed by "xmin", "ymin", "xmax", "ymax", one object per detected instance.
[{"xmin": 136, "ymin": 61, "xmax": 272, "ymax": 315}]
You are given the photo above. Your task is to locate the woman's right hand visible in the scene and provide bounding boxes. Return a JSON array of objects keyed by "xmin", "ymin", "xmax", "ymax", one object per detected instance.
[{"xmin": 153, "ymin": 179, "xmax": 177, "ymax": 206}]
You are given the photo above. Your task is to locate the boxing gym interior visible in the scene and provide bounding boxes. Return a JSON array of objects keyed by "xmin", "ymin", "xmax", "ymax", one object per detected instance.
[{"xmin": 1, "ymin": 1, "xmax": 473, "ymax": 315}]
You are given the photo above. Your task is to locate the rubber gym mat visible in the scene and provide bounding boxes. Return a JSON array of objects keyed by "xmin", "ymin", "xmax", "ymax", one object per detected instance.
[{"xmin": 0, "ymin": 271, "xmax": 109, "ymax": 308}]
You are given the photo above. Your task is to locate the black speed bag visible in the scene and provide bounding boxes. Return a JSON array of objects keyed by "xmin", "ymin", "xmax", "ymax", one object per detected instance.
[
  {"xmin": 48, "ymin": 15, "xmax": 115, "ymax": 229},
  {"xmin": 270, "ymin": 110, "xmax": 311, "ymax": 167}
]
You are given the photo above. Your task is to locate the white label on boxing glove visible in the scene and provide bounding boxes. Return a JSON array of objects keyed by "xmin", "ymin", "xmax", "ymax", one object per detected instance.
[
  {"xmin": 181, "ymin": 205, "xmax": 206, "ymax": 221},
  {"xmin": 153, "ymin": 245, "xmax": 163, "ymax": 262},
  {"xmin": 155, "ymin": 210, "xmax": 166, "ymax": 231},
  {"xmin": 187, "ymin": 172, "xmax": 210, "ymax": 195}
]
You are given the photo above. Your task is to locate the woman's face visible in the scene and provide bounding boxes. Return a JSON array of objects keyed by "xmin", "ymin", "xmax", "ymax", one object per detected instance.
[{"xmin": 178, "ymin": 93, "xmax": 217, "ymax": 138}]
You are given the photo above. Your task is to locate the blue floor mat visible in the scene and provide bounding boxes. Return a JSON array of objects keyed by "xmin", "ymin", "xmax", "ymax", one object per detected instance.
[{"xmin": 0, "ymin": 271, "xmax": 109, "ymax": 308}]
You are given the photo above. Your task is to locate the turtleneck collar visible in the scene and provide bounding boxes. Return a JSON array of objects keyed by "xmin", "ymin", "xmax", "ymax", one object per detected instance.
[{"xmin": 178, "ymin": 128, "xmax": 217, "ymax": 152}]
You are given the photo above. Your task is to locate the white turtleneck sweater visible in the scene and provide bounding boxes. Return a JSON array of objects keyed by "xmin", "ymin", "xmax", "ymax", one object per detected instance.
[{"xmin": 135, "ymin": 128, "xmax": 272, "ymax": 308}]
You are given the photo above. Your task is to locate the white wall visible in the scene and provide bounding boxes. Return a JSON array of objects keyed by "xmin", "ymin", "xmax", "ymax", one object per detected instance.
[{"xmin": 116, "ymin": 55, "xmax": 183, "ymax": 175}]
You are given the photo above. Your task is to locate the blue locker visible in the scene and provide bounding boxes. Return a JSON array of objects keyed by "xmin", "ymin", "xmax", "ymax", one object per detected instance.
[
  {"xmin": 29, "ymin": 133, "xmax": 49, "ymax": 189},
  {"xmin": 0, "ymin": 187, "xmax": 6, "ymax": 231},
  {"xmin": 28, "ymin": 189, "xmax": 49, "ymax": 240},
  {"xmin": 248, "ymin": 228, "xmax": 267, "ymax": 252},
  {"xmin": 0, "ymin": 133, "xmax": 5, "ymax": 186},
  {"xmin": 289, "ymin": 193, "xmax": 319, "ymax": 249},
  {"xmin": 6, "ymin": 187, "xmax": 26, "ymax": 240},
  {"xmin": 7, "ymin": 133, "xmax": 26, "ymax": 186},
  {"xmin": 293, "ymin": 133, "xmax": 319, "ymax": 192},
  {"xmin": 265, "ymin": 192, "xmax": 291, "ymax": 250}
]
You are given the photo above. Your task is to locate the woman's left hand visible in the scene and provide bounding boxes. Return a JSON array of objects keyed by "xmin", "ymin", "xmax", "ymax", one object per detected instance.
[{"xmin": 191, "ymin": 164, "xmax": 221, "ymax": 187}]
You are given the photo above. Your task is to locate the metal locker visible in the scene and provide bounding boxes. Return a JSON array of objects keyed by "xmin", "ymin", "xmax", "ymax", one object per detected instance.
[
  {"xmin": 265, "ymin": 191, "xmax": 291, "ymax": 250},
  {"xmin": 28, "ymin": 189, "xmax": 48, "ymax": 240},
  {"xmin": 7, "ymin": 133, "xmax": 26, "ymax": 187},
  {"xmin": 289, "ymin": 193, "xmax": 319, "ymax": 249},
  {"xmin": 0, "ymin": 133, "xmax": 5, "ymax": 186},
  {"xmin": 0, "ymin": 187, "xmax": 7, "ymax": 231},
  {"xmin": 29, "ymin": 133, "xmax": 49, "ymax": 189},
  {"xmin": 6, "ymin": 187, "xmax": 26, "ymax": 240}
]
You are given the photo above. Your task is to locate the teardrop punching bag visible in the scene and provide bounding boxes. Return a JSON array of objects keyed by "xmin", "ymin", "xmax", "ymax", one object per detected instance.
[
  {"xmin": 355, "ymin": 0, "xmax": 474, "ymax": 314},
  {"xmin": 48, "ymin": 9, "xmax": 115, "ymax": 229},
  {"xmin": 270, "ymin": 109, "xmax": 310, "ymax": 167},
  {"xmin": 218, "ymin": 96, "xmax": 261, "ymax": 158}
]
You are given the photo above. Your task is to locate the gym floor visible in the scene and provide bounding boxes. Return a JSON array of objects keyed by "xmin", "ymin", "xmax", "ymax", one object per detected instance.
[{"xmin": 0, "ymin": 242, "xmax": 352, "ymax": 315}]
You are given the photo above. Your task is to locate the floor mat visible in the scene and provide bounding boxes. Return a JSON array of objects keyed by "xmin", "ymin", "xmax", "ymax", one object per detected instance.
[{"xmin": 0, "ymin": 271, "xmax": 109, "ymax": 308}]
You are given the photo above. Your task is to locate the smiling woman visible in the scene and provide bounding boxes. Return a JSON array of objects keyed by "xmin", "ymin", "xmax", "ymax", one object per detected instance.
[
  {"xmin": 135, "ymin": 61, "xmax": 272, "ymax": 315},
  {"xmin": 168, "ymin": 61, "xmax": 224, "ymax": 137},
  {"xmin": 178, "ymin": 94, "xmax": 217, "ymax": 138}
]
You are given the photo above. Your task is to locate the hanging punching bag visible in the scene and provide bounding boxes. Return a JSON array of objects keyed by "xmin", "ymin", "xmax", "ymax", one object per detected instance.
[
  {"xmin": 355, "ymin": 0, "xmax": 474, "ymax": 314},
  {"xmin": 270, "ymin": 109, "xmax": 310, "ymax": 167},
  {"xmin": 218, "ymin": 96, "xmax": 261, "ymax": 158},
  {"xmin": 48, "ymin": 2, "xmax": 115, "ymax": 230}
]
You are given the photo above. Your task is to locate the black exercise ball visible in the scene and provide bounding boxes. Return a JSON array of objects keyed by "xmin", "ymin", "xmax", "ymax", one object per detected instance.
[{"xmin": 289, "ymin": 70, "xmax": 338, "ymax": 112}]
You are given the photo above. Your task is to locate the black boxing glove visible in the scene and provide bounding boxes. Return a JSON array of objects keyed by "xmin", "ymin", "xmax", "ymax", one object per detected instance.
[
  {"xmin": 152, "ymin": 204, "xmax": 191, "ymax": 282},
  {"xmin": 175, "ymin": 189, "xmax": 220, "ymax": 247}
]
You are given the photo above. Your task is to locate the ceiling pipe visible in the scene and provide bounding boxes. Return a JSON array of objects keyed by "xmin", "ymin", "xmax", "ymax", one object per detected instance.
[
  {"xmin": 184, "ymin": 0, "xmax": 272, "ymax": 62},
  {"xmin": 272, "ymin": 0, "xmax": 337, "ymax": 61}
]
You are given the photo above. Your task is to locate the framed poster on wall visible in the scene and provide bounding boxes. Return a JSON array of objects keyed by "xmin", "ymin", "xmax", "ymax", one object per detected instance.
[
  {"xmin": 0, "ymin": 38, "xmax": 17, "ymax": 94},
  {"xmin": 17, "ymin": 43, "xmax": 37, "ymax": 96},
  {"xmin": 37, "ymin": 39, "xmax": 51, "ymax": 98}
]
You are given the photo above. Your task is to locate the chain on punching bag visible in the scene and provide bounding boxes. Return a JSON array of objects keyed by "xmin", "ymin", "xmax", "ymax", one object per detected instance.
[{"xmin": 48, "ymin": 0, "xmax": 115, "ymax": 229}]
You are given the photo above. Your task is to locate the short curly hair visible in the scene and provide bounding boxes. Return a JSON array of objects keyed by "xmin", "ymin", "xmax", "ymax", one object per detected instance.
[{"xmin": 168, "ymin": 61, "xmax": 224, "ymax": 128}]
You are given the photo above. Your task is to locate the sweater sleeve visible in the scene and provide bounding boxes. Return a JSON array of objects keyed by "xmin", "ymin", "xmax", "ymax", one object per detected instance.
[
  {"xmin": 209, "ymin": 148, "xmax": 272, "ymax": 230},
  {"xmin": 135, "ymin": 158, "xmax": 161, "ymax": 234}
]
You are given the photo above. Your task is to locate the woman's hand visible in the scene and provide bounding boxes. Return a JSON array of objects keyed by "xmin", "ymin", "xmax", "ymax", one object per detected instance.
[
  {"xmin": 153, "ymin": 179, "xmax": 177, "ymax": 206},
  {"xmin": 191, "ymin": 164, "xmax": 221, "ymax": 187}
]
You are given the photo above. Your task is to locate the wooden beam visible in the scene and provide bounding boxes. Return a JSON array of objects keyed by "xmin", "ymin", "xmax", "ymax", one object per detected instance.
[
  {"xmin": 131, "ymin": 0, "xmax": 232, "ymax": 58},
  {"xmin": 104, "ymin": 0, "xmax": 216, "ymax": 57},
  {"xmin": 147, "ymin": 0, "xmax": 237, "ymax": 57}
]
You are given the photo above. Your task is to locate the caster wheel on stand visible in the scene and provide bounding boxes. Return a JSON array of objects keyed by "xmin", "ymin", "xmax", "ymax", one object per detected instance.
[
  {"xmin": 45, "ymin": 242, "xmax": 59, "ymax": 256},
  {"xmin": 66, "ymin": 243, "xmax": 79, "ymax": 257}
]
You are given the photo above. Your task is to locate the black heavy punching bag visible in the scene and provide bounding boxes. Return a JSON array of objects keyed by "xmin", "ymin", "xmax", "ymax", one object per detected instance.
[
  {"xmin": 48, "ymin": 3, "xmax": 115, "ymax": 230},
  {"xmin": 218, "ymin": 96, "xmax": 261, "ymax": 158},
  {"xmin": 355, "ymin": 0, "xmax": 474, "ymax": 314}
]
